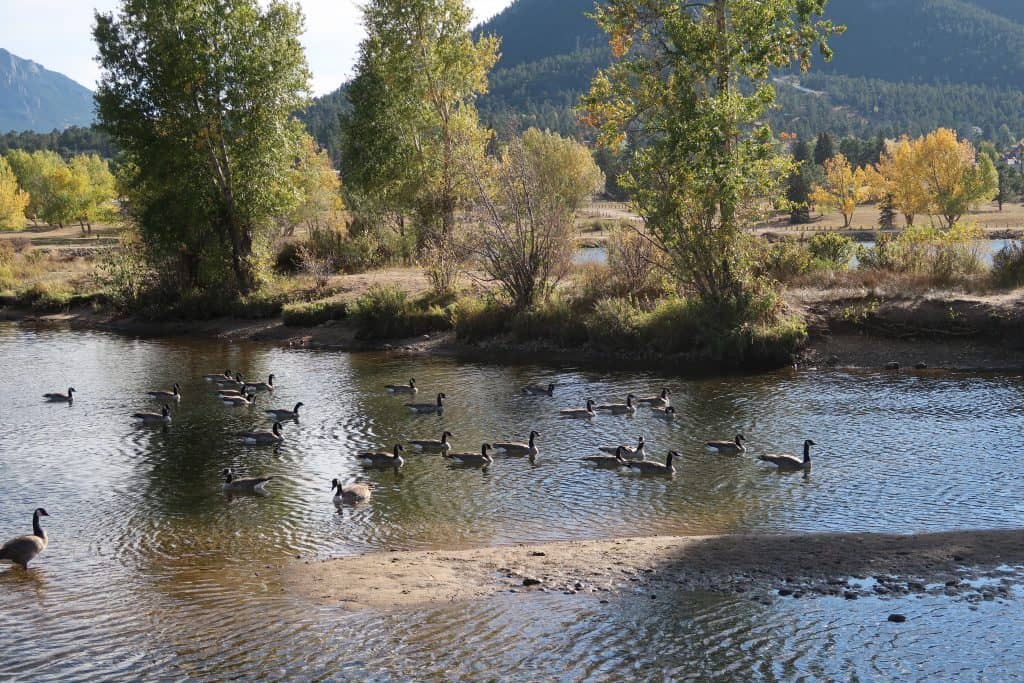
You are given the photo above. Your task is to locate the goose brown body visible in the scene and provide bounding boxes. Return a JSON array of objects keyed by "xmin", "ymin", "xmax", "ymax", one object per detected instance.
[{"xmin": 0, "ymin": 508, "xmax": 49, "ymax": 569}]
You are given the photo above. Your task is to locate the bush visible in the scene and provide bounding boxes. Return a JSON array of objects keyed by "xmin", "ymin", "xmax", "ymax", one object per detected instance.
[
  {"xmin": 856, "ymin": 224, "xmax": 984, "ymax": 283},
  {"xmin": 585, "ymin": 297, "xmax": 642, "ymax": 349},
  {"xmin": 759, "ymin": 238, "xmax": 812, "ymax": 281},
  {"xmin": 274, "ymin": 241, "xmax": 303, "ymax": 274},
  {"xmin": 19, "ymin": 280, "xmax": 73, "ymax": 311},
  {"xmin": 607, "ymin": 227, "xmax": 662, "ymax": 297},
  {"xmin": 453, "ymin": 297, "xmax": 510, "ymax": 341},
  {"xmin": 807, "ymin": 232, "xmax": 854, "ymax": 268},
  {"xmin": 511, "ymin": 296, "xmax": 588, "ymax": 347},
  {"xmin": 349, "ymin": 285, "xmax": 454, "ymax": 339},
  {"xmin": 991, "ymin": 240, "xmax": 1024, "ymax": 289},
  {"xmin": 282, "ymin": 298, "xmax": 348, "ymax": 326}
]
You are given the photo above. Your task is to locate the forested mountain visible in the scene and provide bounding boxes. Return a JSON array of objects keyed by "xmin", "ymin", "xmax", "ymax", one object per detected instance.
[
  {"xmin": 0, "ymin": 49, "xmax": 94, "ymax": 132},
  {"xmin": 300, "ymin": 0, "xmax": 1024, "ymax": 155}
]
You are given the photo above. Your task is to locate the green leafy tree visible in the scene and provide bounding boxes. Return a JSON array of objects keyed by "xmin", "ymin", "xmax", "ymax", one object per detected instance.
[
  {"xmin": 69, "ymin": 154, "xmax": 118, "ymax": 231},
  {"xmin": 583, "ymin": 0, "xmax": 841, "ymax": 314},
  {"xmin": 5, "ymin": 150, "xmax": 64, "ymax": 226},
  {"xmin": 340, "ymin": 0, "xmax": 500, "ymax": 296},
  {"xmin": 94, "ymin": 0, "xmax": 311, "ymax": 293}
]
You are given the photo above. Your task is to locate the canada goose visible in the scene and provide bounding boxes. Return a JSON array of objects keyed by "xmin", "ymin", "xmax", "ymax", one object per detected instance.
[
  {"xmin": 218, "ymin": 389, "xmax": 244, "ymax": 397},
  {"xmin": 43, "ymin": 387, "xmax": 75, "ymax": 403},
  {"xmin": 636, "ymin": 388, "xmax": 671, "ymax": 407},
  {"xmin": 331, "ymin": 478, "xmax": 372, "ymax": 504},
  {"xmin": 560, "ymin": 399, "xmax": 597, "ymax": 418},
  {"xmin": 237, "ymin": 422, "xmax": 284, "ymax": 445},
  {"xmin": 244, "ymin": 374, "xmax": 275, "ymax": 393},
  {"xmin": 493, "ymin": 431, "xmax": 540, "ymax": 458},
  {"xmin": 707, "ymin": 434, "xmax": 746, "ymax": 454},
  {"xmin": 652, "ymin": 406, "xmax": 676, "ymax": 419},
  {"xmin": 759, "ymin": 440, "xmax": 816, "ymax": 471},
  {"xmin": 385, "ymin": 378, "xmax": 418, "ymax": 394},
  {"xmin": 265, "ymin": 402, "xmax": 304, "ymax": 421},
  {"xmin": 217, "ymin": 374, "xmax": 245, "ymax": 389},
  {"xmin": 132, "ymin": 404, "xmax": 172, "ymax": 425},
  {"xmin": 582, "ymin": 445, "xmax": 629, "ymax": 468},
  {"xmin": 628, "ymin": 450, "xmax": 678, "ymax": 475},
  {"xmin": 599, "ymin": 436, "xmax": 646, "ymax": 460},
  {"xmin": 406, "ymin": 392, "xmax": 446, "ymax": 413},
  {"xmin": 221, "ymin": 468, "xmax": 273, "ymax": 492},
  {"xmin": 447, "ymin": 443, "xmax": 494, "ymax": 467},
  {"xmin": 203, "ymin": 369, "xmax": 232, "ymax": 381},
  {"xmin": 358, "ymin": 444, "xmax": 405, "ymax": 471},
  {"xmin": 521, "ymin": 383, "xmax": 555, "ymax": 396},
  {"xmin": 0, "ymin": 508, "xmax": 49, "ymax": 569},
  {"xmin": 596, "ymin": 394, "xmax": 637, "ymax": 415},
  {"xmin": 222, "ymin": 392, "xmax": 256, "ymax": 407},
  {"xmin": 147, "ymin": 383, "xmax": 181, "ymax": 401},
  {"xmin": 409, "ymin": 430, "xmax": 453, "ymax": 455}
]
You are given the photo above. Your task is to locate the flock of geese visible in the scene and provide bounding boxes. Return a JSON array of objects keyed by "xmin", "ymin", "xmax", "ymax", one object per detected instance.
[{"xmin": 2, "ymin": 372, "xmax": 816, "ymax": 570}]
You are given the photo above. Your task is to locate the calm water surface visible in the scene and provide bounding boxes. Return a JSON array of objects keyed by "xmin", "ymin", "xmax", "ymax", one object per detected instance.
[{"xmin": 2, "ymin": 324, "xmax": 1023, "ymax": 680}]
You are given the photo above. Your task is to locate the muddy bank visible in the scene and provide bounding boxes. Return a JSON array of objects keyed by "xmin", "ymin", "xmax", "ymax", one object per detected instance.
[{"xmin": 285, "ymin": 529, "xmax": 1024, "ymax": 611}]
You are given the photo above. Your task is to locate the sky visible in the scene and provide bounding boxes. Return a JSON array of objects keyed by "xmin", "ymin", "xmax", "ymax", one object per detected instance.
[{"xmin": 0, "ymin": 0, "xmax": 514, "ymax": 96}]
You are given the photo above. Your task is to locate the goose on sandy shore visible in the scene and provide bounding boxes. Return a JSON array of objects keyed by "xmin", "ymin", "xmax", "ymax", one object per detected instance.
[
  {"xmin": 332, "ymin": 478, "xmax": 372, "ymax": 504},
  {"xmin": 358, "ymin": 444, "xmax": 405, "ymax": 471},
  {"xmin": 706, "ymin": 434, "xmax": 746, "ymax": 454},
  {"xmin": 147, "ymin": 383, "xmax": 181, "ymax": 401},
  {"xmin": 759, "ymin": 440, "xmax": 816, "ymax": 471},
  {"xmin": 132, "ymin": 404, "xmax": 172, "ymax": 425},
  {"xmin": 405, "ymin": 393, "xmax": 446, "ymax": 413},
  {"xmin": 409, "ymin": 430, "xmax": 453, "ymax": 455},
  {"xmin": 386, "ymin": 378, "xmax": 418, "ymax": 394},
  {"xmin": 560, "ymin": 399, "xmax": 596, "ymax": 418},
  {"xmin": 237, "ymin": 422, "xmax": 284, "ymax": 445},
  {"xmin": 0, "ymin": 508, "xmax": 49, "ymax": 569},
  {"xmin": 628, "ymin": 450, "xmax": 678, "ymax": 475},
  {"xmin": 265, "ymin": 402, "xmax": 304, "ymax": 421},
  {"xmin": 221, "ymin": 468, "xmax": 273, "ymax": 493},
  {"xmin": 43, "ymin": 387, "xmax": 75, "ymax": 403}
]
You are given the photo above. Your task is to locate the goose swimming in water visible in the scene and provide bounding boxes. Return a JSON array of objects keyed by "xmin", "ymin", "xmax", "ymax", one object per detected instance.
[
  {"xmin": 357, "ymin": 444, "xmax": 405, "ymax": 471},
  {"xmin": 560, "ymin": 399, "xmax": 596, "ymax": 418},
  {"xmin": 222, "ymin": 392, "xmax": 257, "ymax": 407},
  {"xmin": 237, "ymin": 422, "xmax": 284, "ymax": 445},
  {"xmin": 0, "ymin": 508, "xmax": 49, "ymax": 569},
  {"xmin": 759, "ymin": 440, "xmax": 816, "ymax": 471},
  {"xmin": 635, "ymin": 388, "xmax": 671, "ymax": 407},
  {"xmin": 332, "ymin": 478, "xmax": 372, "ymax": 504},
  {"xmin": 203, "ymin": 369, "xmax": 233, "ymax": 381},
  {"xmin": 221, "ymin": 468, "xmax": 273, "ymax": 493},
  {"xmin": 446, "ymin": 443, "xmax": 494, "ymax": 468},
  {"xmin": 492, "ymin": 431, "xmax": 540, "ymax": 459},
  {"xmin": 652, "ymin": 406, "xmax": 676, "ymax": 419},
  {"xmin": 132, "ymin": 404, "xmax": 172, "ymax": 425},
  {"xmin": 409, "ymin": 430, "xmax": 453, "ymax": 455},
  {"xmin": 405, "ymin": 393, "xmax": 446, "ymax": 413},
  {"xmin": 599, "ymin": 436, "xmax": 646, "ymax": 460},
  {"xmin": 147, "ymin": 383, "xmax": 181, "ymax": 401},
  {"xmin": 521, "ymin": 383, "xmax": 555, "ymax": 396},
  {"xmin": 385, "ymin": 378, "xmax": 418, "ymax": 394},
  {"xmin": 244, "ymin": 374, "xmax": 275, "ymax": 393},
  {"xmin": 628, "ymin": 450, "xmax": 678, "ymax": 475},
  {"xmin": 706, "ymin": 434, "xmax": 746, "ymax": 454},
  {"xmin": 582, "ymin": 446, "xmax": 629, "ymax": 469},
  {"xmin": 43, "ymin": 387, "xmax": 75, "ymax": 403},
  {"xmin": 596, "ymin": 394, "xmax": 637, "ymax": 415},
  {"xmin": 265, "ymin": 402, "xmax": 304, "ymax": 421}
]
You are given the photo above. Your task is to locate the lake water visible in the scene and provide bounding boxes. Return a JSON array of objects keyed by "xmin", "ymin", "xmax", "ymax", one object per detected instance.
[{"xmin": 2, "ymin": 324, "xmax": 1024, "ymax": 680}]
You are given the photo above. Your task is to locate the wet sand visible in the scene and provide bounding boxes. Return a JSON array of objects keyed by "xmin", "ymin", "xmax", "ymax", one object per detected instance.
[{"xmin": 285, "ymin": 529, "xmax": 1024, "ymax": 610}]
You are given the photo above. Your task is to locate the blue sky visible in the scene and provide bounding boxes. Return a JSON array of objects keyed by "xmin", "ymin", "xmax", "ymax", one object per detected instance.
[{"xmin": 0, "ymin": 0, "xmax": 514, "ymax": 95}]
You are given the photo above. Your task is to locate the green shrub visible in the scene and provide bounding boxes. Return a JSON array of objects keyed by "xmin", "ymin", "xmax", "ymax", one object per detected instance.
[
  {"xmin": 807, "ymin": 232, "xmax": 854, "ymax": 268},
  {"xmin": 991, "ymin": 241, "xmax": 1024, "ymax": 289},
  {"xmin": 19, "ymin": 280, "xmax": 73, "ymax": 311},
  {"xmin": 857, "ymin": 224, "xmax": 984, "ymax": 282},
  {"xmin": 282, "ymin": 298, "xmax": 348, "ymax": 326},
  {"xmin": 760, "ymin": 239, "xmax": 812, "ymax": 281},
  {"xmin": 274, "ymin": 241, "xmax": 303, "ymax": 274},
  {"xmin": 453, "ymin": 297, "xmax": 510, "ymax": 341},
  {"xmin": 584, "ymin": 297, "xmax": 642, "ymax": 349},
  {"xmin": 349, "ymin": 285, "xmax": 453, "ymax": 339},
  {"xmin": 512, "ymin": 296, "xmax": 588, "ymax": 347}
]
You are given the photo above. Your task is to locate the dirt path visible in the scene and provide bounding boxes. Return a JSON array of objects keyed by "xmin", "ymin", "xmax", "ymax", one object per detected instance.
[{"xmin": 284, "ymin": 529, "xmax": 1024, "ymax": 611}]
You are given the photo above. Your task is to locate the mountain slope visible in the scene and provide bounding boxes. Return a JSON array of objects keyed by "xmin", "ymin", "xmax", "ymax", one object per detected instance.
[{"xmin": 0, "ymin": 49, "xmax": 94, "ymax": 132}]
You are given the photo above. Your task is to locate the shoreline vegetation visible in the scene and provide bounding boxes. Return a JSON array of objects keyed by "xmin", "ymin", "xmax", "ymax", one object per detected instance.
[{"xmin": 284, "ymin": 529, "xmax": 1024, "ymax": 612}]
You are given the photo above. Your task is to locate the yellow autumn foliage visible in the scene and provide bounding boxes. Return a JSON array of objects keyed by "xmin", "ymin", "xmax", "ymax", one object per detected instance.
[{"xmin": 810, "ymin": 154, "xmax": 871, "ymax": 227}]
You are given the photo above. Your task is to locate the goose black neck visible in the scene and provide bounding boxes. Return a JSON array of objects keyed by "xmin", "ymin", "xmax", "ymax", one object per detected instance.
[
  {"xmin": 32, "ymin": 511, "xmax": 44, "ymax": 537},
  {"xmin": 803, "ymin": 443, "xmax": 812, "ymax": 462}
]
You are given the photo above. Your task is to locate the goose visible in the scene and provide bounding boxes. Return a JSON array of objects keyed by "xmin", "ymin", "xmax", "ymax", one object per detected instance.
[
  {"xmin": 147, "ymin": 383, "xmax": 181, "ymax": 401},
  {"xmin": 0, "ymin": 508, "xmax": 49, "ymax": 569},
  {"xmin": 203, "ymin": 369, "xmax": 232, "ymax": 381},
  {"xmin": 652, "ymin": 406, "xmax": 676, "ymax": 419},
  {"xmin": 582, "ymin": 445, "xmax": 629, "ymax": 468},
  {"xmin": 521, "ymin": 383, "xmax": 555, "ymax": 396},
  {"xmin": 244, "ymin": 374, "xmax": 275, "ymax": 393},
  {"xmin": 132, "ymin": 404, "xmax": 172, "ymax": 425},
  {"xmin": 217, "ymin": 374, "xmax": 245, "ymax": 389},
  {"xmin": 43, "ymin": 387, "xmax": 75, "ymax": 403},
  {"xmin": 218, "ymin": 389, "xmax": 244, "ymax": 397},
  {"xmin": 447, "ymin": 443, "xmax": 494, "ymax": 468},
  {"xmin": 237, "ymin": 422, "xmax": 284, "ymax": 445},
  {"xmin": 636, "ymin": 388, "xmax": 671, "ymax": 407},
  {"xmin": 706, "ymin": 434, "xmax": 746, "ymax": 454},
  {"xmin": 599, "ymin": 436, "xmax": 646, "ymax": 460},
  {"xmin": 221, "ymin": 468, "xmax": 273, "ymax": 493},
  {"xmin": 222, "ymin": 392, "xmax": 257, "ymax": 407},
  {"xmin": 492, "ymin": 431, "xmax": 540, "ymax": 459},
  {"xmin": 596, "ymin": 394, "xmax": 637, "ymax": 415},
  {"xmin": 265, "ymin": 402, "xmax": 304, "ymax": 421},
  {"xmin": 628, "ymin": 450, "xmax": 678, "ymax": 475},
  {"xmin": 759, "ymin": 440, "xmax": 816, "ymax": 471},
  {"xmin": 409, "ymin": 430, "xmax": 453, "ymax": 455},
  {"xmin": 405, "ymin": 392, "xmax": 446, "ymax": 413},
  {"xmin": 560, "ymin": 399, "xmax": 597, "ymax": 418},
  {"xmin": 358, "ymin": 444, "xmax": 405, "ymax": 471},
  {"xmin": 385, "ymin": 378, "xmax": 418, "ymax": 394},
  {"xmin": 332, "ymin": 478, "xmax": 372, "ymax": 504}
]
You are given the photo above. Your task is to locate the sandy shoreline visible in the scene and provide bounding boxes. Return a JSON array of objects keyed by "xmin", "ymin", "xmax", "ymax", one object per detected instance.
[{"xmin": 284, "ymin": 529, "xmax": 1024, "ymax": 611}]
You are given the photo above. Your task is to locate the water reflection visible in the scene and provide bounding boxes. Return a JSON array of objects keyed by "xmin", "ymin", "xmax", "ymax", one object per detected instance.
[{"xmin": 3, "ymin": 324, "xmax": 1024, "ymax": 679}]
